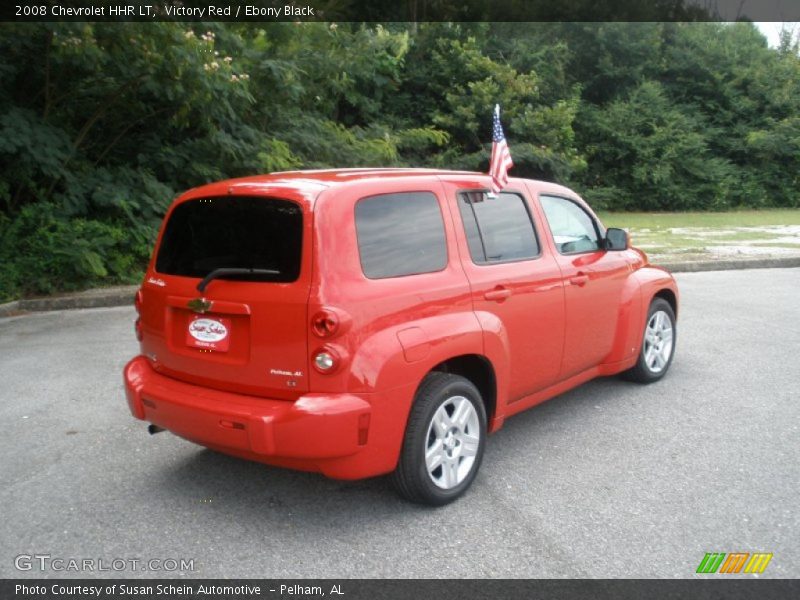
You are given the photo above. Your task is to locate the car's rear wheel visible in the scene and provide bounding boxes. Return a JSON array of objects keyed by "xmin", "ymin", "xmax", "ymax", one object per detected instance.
[
  {"xmin": 392, "ymin": 372, "xmax": 486, "ymax": 506},
  {"xmin": 624, "ymin": 297, "xmax": 676, "ymax": 383}
]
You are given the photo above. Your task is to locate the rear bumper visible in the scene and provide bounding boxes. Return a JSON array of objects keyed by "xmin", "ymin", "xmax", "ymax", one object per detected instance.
[{"xmin": 123, "ymin": 356, "xmax": 371, "ymax": 462}]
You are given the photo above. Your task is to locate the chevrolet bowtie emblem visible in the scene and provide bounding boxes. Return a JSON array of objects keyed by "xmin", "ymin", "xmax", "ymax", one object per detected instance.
[{"xmin": 187, "ymin": 297, "xmax": 213, "ymax": 313}]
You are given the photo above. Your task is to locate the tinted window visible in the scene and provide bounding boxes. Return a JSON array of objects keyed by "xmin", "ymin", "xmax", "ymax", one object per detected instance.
[
  {"xmin": 458, "ymin": 192, "xmax": 539, "ymax": 264},
  {"xmin": 355, "ymin": 192, "xmax": 447, "ymax": 279},
  {"xmin": 540, "ymin": 195, "xmax": 601, "ymax": 254},
  {"xmin": 156, "ymin": 196, "xmax": 302, "ymax": 282}
]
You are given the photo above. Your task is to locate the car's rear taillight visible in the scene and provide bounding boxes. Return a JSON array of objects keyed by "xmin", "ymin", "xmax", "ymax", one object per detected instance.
[
  {"xmin": 134, "ymin": 289, "xmax": 143, "ymax": 341},
  {"xmin": 312, "ymin": 347, "xmax": 340, "ymax": 374},
  {"xmin": 311, "ymin": 310, "xmax": 340, "ymax": 338},
  {"xmin": 310, "ymin": 308, "xmax": 350, "ymax": 374}
]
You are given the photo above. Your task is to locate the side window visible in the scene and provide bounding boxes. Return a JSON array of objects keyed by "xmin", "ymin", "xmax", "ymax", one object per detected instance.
[
  {"xmin": 355, "ymin": 192, "xmax": 448, "ymax": 279},
  {"xmin": 457, "ymin": 191, "xmax": 539, "ymax": 264},
  {"xmin": 540, "ymin": 195, "xmax": 602, "ymax": 254}
]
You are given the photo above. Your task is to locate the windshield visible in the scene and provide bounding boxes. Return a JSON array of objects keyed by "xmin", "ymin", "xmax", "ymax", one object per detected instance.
[{"xmin": 155, "ymin": 196, "xmax": 302, "ymax": 283}]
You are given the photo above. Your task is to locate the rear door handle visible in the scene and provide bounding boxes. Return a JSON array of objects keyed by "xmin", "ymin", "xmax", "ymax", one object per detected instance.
[
  {"xmin": 484, "ymin": 287, "xmax": 512, "ymax": 302},
  {"xmin": 569, "ymin": 273, "xmax": 589, "ymax": 287}
]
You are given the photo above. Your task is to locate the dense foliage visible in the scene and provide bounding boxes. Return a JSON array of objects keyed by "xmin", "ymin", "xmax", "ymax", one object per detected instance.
[{"xmin": 0, "ymin": 22, "xmax": 798, "ymax": 300}]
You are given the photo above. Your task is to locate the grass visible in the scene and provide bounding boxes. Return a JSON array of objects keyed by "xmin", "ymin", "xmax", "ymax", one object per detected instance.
[
  {"xmin": 595, "ymin": 209, "xmax": 800, "ymax": 262},
  {"xmin": 597, "ymin": 209, "xmax": 800, "ymax": 229}
]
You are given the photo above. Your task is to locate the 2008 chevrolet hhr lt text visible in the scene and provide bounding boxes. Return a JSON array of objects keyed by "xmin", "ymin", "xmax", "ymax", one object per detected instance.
[{"xmin": 124, "ymin": 169, "xmax": 678, "ymax": 505}]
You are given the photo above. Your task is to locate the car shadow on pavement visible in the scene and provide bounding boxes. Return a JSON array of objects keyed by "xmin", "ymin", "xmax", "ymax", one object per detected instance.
[
  {"xmin": 147, "ymin": 374, "xmax": 649, "ymax": 529},
  {"xmin": 154, "ymin": 445, "xmax": 418, "ymax": 518}
]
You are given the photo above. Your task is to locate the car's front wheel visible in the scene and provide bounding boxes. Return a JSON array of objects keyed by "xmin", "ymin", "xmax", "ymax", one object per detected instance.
[
  {"xmin": 392, "ymin": 372, "xmax": 486, "ymax": 506},
  {"xmin": 624, "ymin": 297, "xmax": 676, "ymax": 383}
]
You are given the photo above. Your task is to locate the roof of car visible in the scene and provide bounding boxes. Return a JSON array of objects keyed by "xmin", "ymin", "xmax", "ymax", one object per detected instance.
[
  {"xmin": 180, "ymin": 168, "xmax": 579, "ymax": 205},
  {"xmin": 230, "ymin": 168, "xmax": 486, "ymax": 187},
  {"xmin": 271, "ymin": 168, "xmax": 481, "ymax": 180},
  {"xmin": 180, "ymin": 168, "xmax": 475, "ymax": 199}
]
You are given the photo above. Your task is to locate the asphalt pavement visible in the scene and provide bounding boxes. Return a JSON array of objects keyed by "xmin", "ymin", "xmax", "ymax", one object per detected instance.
[{"xmin": 1, "ymin": 268, "xmax": 798, "ymax": 578}]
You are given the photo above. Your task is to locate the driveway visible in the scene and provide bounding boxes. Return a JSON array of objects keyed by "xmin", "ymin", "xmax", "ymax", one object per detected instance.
[{"xmin": 1, "ymin": 268, "xmax": 797, "ymax": 578}]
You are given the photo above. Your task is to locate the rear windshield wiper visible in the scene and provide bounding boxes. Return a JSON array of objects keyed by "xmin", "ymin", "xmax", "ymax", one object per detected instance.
[{"xmin": 196, "ymin": 267, "xmax": 280, "ymax": 293}]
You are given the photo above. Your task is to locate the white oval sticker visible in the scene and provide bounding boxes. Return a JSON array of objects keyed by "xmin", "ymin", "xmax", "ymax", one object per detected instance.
[{"xmin": 188, "ymin": 318, "xmax": 228, "ymax": 343}]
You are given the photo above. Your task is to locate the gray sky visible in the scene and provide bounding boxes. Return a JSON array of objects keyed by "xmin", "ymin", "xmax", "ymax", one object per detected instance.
[{"xmin": 754, "ymin": 21, "xmax": 799, "ymax": 47}]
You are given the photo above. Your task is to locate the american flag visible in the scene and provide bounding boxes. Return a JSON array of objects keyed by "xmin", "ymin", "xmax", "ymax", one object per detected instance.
[{"xmin": 489, "ymin": 104, "xmax": 513, "ymax": 194}]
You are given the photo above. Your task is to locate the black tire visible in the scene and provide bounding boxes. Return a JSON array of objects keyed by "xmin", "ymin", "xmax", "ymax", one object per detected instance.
[
  {"xmin": 392, "ymin": 372, "xmax": 487, "ymax": 506},
  {"xmin": 623, "ymin": 297, "xmax": 677, "ymax": 383}
]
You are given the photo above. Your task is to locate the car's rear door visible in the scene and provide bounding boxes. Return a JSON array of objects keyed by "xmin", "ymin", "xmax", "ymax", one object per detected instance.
[
  {"xmin": 449, "ymin": 184, "xmax": 565, "ymax": 401},
  {"xmin": 138, "ymin": 189, "xmax": 314, "ymax": 399}
]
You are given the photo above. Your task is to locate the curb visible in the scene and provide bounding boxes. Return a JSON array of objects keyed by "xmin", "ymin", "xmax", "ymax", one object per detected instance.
[
  {"xmin": 659, "ymin": 256, "xmax": 800, "ymax": 273},
  {"xmin": 0, "ymin": 300, "xmax": 22, "ymax": 318},
  {"xmin": 1, "ymin": 257, "xmax": 799, "ymax": 318},
  {"xmin": 12, "ymin": 285, "xmax": 138, "ymax": 315}
]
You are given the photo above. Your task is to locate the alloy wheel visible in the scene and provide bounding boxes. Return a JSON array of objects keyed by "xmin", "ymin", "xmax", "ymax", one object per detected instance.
[
  {"xmin": 644, "ymin": 310, "xmax": 674, "ymax": 373},
  {"xmin": 425, "ymin": 395, "xmax": 481, "ymax": 489}
]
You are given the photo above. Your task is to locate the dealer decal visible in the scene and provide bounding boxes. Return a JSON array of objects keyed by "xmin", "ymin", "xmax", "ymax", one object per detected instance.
[{"xmin": 186, "ymin": 317, "xmax": 231, "ymax": 352}]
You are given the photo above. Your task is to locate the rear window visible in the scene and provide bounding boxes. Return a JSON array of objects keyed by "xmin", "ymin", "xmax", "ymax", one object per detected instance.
[
  {"xmin": 355, "ymin": 192, "xmax": 448, "ymax": 279},
  {"xmin": 155, "ymin": 196, "xmax": 302, "ymax": 283}
]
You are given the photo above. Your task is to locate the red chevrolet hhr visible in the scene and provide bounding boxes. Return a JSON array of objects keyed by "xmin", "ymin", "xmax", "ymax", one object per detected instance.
[{"xmin": 124, "ymin": 169, "xmax": 678, "ymax": 505}]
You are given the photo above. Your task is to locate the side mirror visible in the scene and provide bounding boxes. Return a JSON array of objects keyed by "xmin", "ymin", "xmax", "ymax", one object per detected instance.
[{"xmin": 605, "ymin": 227, "xmax": 629, "ymax": 251}]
